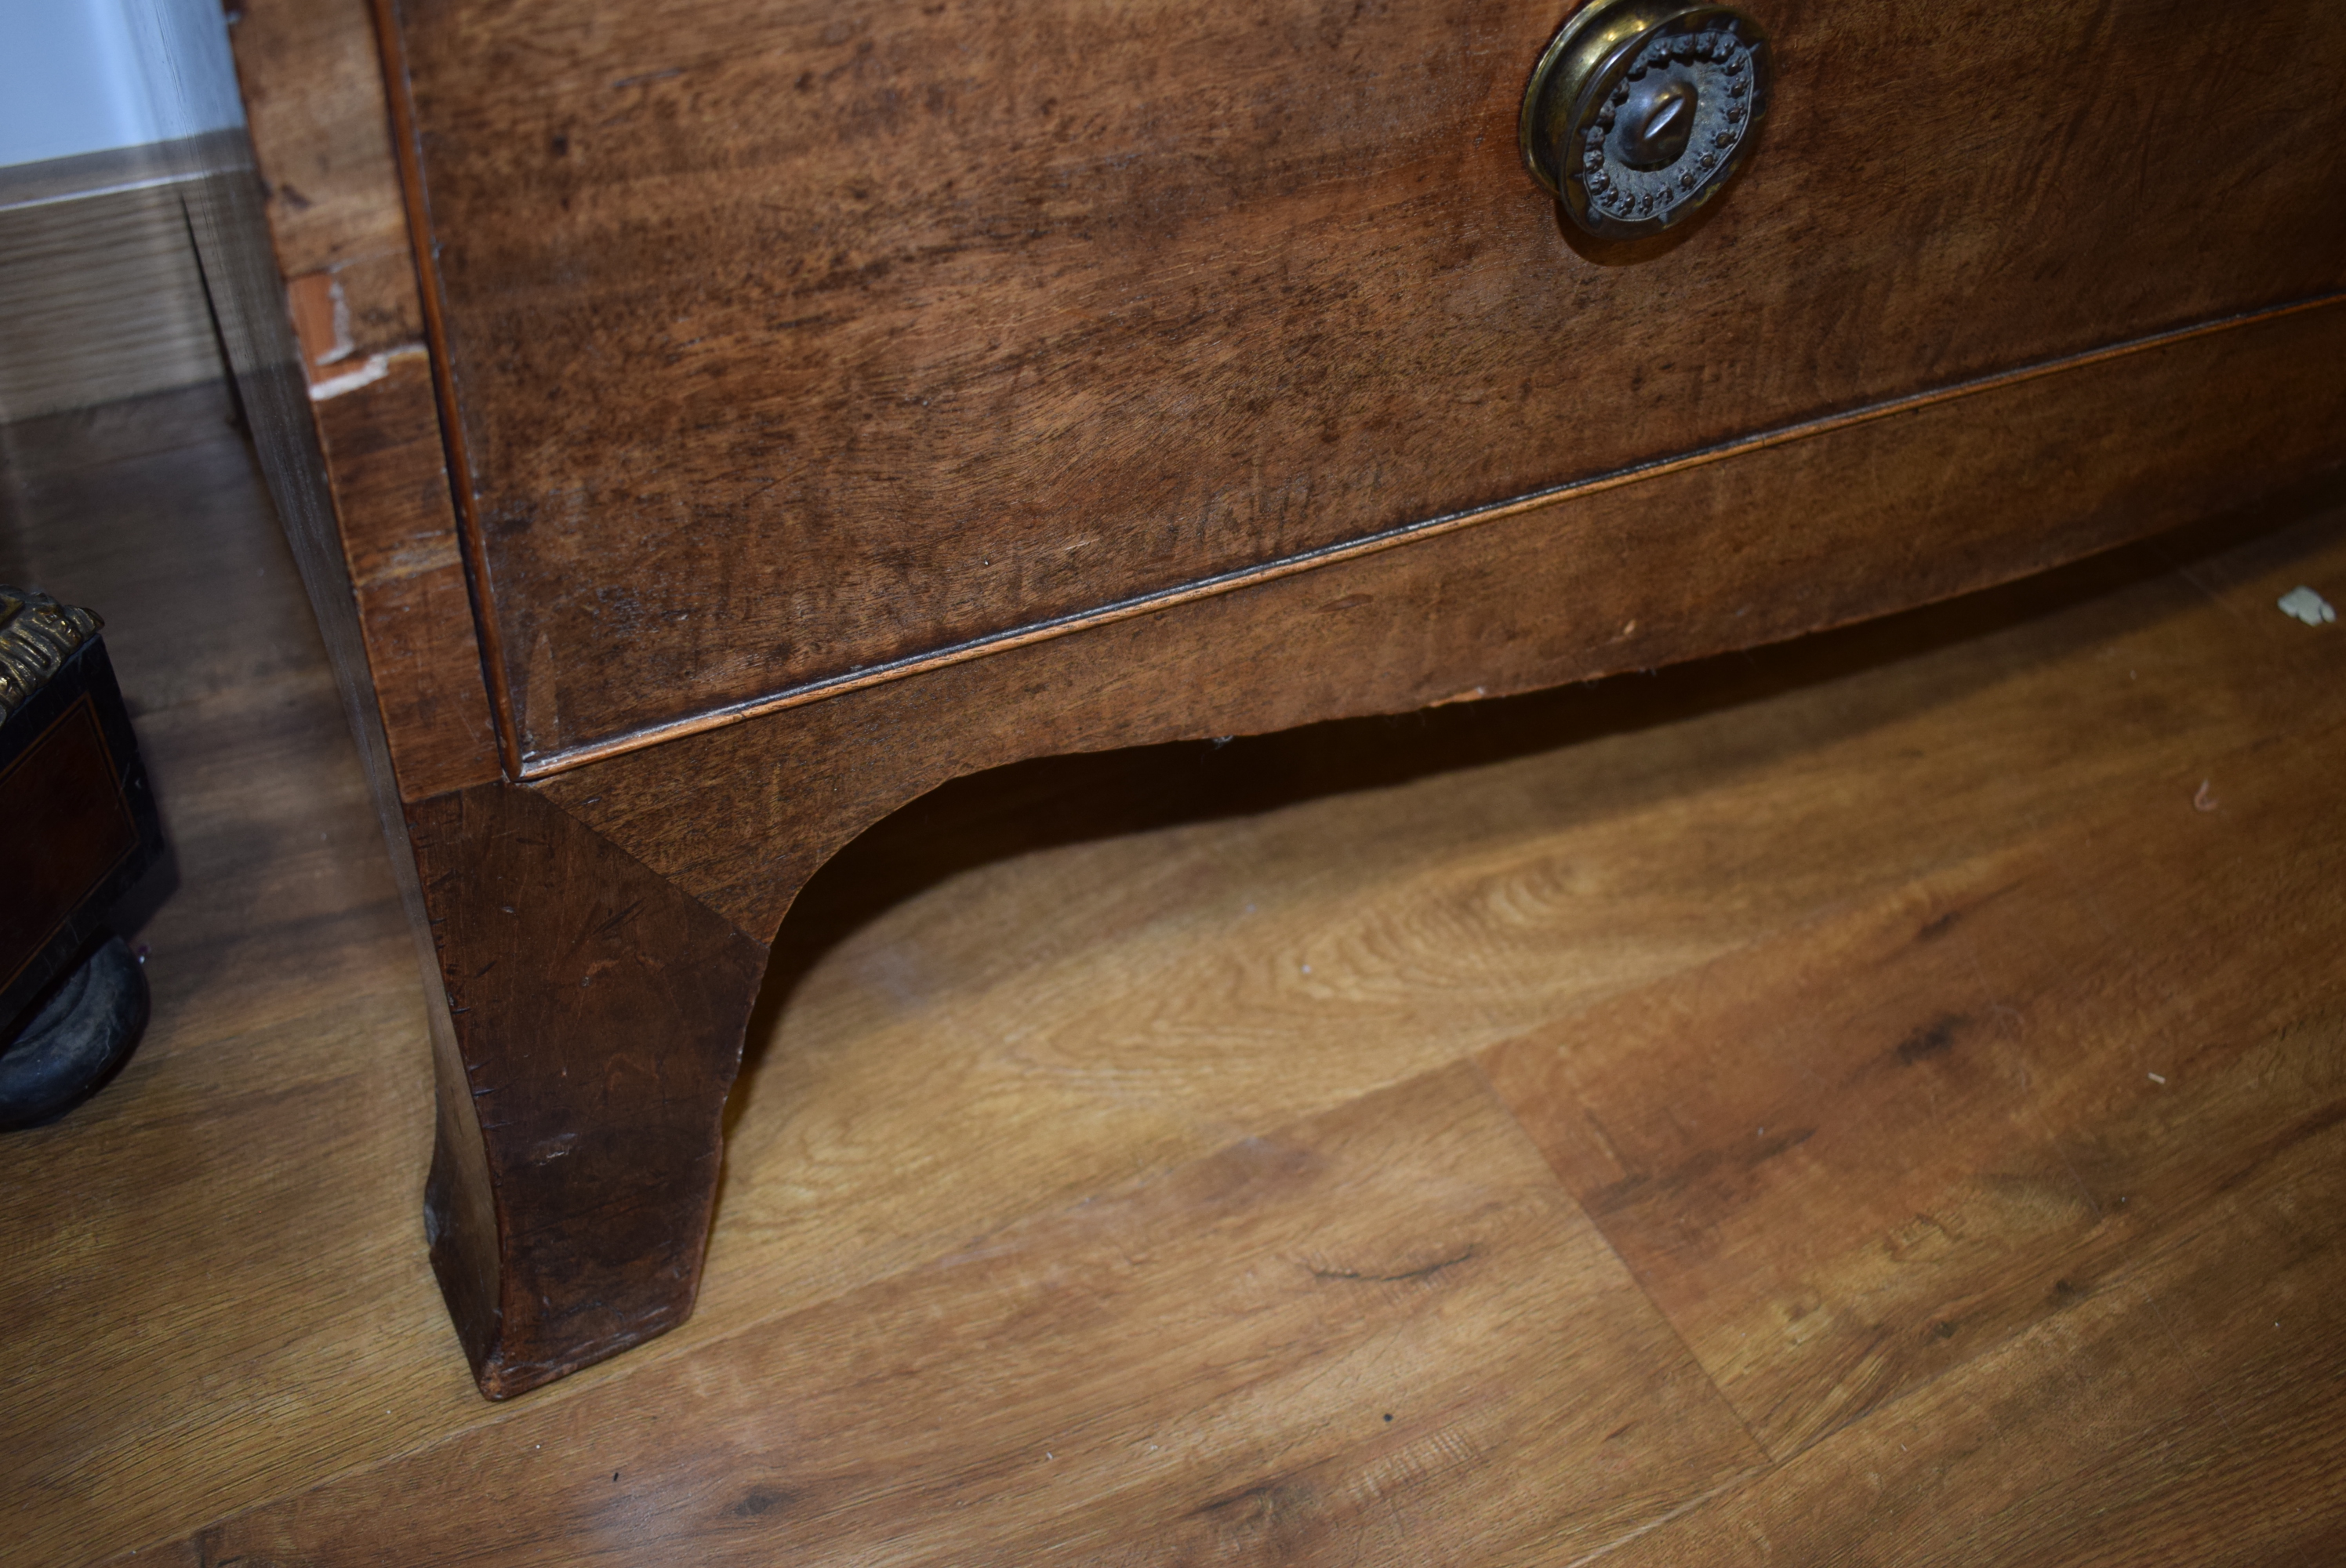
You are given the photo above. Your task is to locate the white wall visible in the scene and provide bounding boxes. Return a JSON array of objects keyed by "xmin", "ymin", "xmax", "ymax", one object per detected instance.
[{"xmin": 0, "ymin": 0, "xmax": 243, "ymax": 169}]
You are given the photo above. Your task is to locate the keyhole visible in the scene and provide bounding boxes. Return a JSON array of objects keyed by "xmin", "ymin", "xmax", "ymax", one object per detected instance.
[{"xmin": 1617, "ymin": 76, "xmax": 1697, "ymax": 169}]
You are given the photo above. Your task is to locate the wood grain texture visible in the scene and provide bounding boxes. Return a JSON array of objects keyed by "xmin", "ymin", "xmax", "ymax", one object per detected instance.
[
  {"xmin": 172, "ymin": 132, "xmax": 497, "ymax": 1380},
  {"xmin": 1482, "ymin": 724, "xmax": 2346, "ymax": 1459},
  {"xmin": 6, "ymin": 380, "xmax": 2346, "ymax": 1565},
  {"xmin": 227, "ymin": 0, "xmax": 411, "ymax": 279},
  {"xmin": 307, "ymin": 350, "xmax": 501, "ymax": 797},
  {"xmin": 0, "ymin": 387, "xmax": 341, "ymax": 714},
  {"xmin": 541, "ymin": 298, "xmax": 2346, "ymax": 935},
  {"xmin": 1600, "ymin": 1148, "xmax": 2346, "ymax": 1568},
  {"xmin": 231, "ymin": 0, "xmax": 430, "ymax": 416},
  {"xmin": 383, "ymin": 0, "xmax": 2346, "ymax": 757},
  {"xmin": 223, "ymin": 0, "xmax": 500, "ymax": 800},
  {"xmin": 221, "ymin": 0, "xmax": 2346, "ymax": 1404},
  {"xmin": 404, "ymin": 780, "xmax": 768, "ymax": 1396},
  {"xmin": 0, "ymin": 177, "xmax": 222, "ymax": 421},
  {"xmin": 194, "ymin": 1064, "xmax": 1768, "ymax": 1566},
  {"xmin": 0, "ymin": 383, "xmax": 470, "ymax": 1563},
  {"xmin": 1478, "ymin": 739, "xmax": 2346, "ymax": 1563}
]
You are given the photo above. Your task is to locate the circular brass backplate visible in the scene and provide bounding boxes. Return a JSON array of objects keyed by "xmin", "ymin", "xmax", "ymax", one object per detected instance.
[{"xmin": 1520, "ymin": 0, "xmax": 1772, "ymax": 240}]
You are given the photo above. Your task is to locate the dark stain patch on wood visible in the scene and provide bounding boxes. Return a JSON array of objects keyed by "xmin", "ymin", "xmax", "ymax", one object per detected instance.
[
  {"xmin": 1896, "ymin": 1014, "xmax": 1969, "ymax": 1066},
  {"xmin": 1192, "ymin": 1477, "xmax": 1318, "ymax": 1524},
  {"xmin": 1306, "ymin": 1244, "xmax": 1479, "ymax": 1284},
  {"xmin": 1745, "ymin": 1127, "xmax": 1817, "ymax": 1169}
]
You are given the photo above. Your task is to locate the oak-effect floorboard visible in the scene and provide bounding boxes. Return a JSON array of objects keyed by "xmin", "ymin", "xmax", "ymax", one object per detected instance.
[{"xmin": 1, "ymin": 383, "xmax": 2340, "ymax": 1564}]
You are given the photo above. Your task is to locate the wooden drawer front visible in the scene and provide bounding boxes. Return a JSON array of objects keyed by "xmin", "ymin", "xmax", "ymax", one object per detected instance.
[{"xmin": 389, "ymin": 0, "xmax": 2346, "ymax": 764}]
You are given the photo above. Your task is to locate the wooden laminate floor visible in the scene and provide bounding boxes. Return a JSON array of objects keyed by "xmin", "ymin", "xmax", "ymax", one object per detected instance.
[{"xmin": 3, "ymin": 383, "xmax": 2343, "ymax": 1565}]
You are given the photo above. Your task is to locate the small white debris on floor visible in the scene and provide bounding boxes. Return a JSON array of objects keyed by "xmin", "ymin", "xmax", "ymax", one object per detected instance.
[
  {"xmin": 2148, "ymin": 1072, "xmax": 2166, "ymax": 1084},
  {"xmin": 2277, "ymin": 586, "xmax": 2337, "ymax": 626}
]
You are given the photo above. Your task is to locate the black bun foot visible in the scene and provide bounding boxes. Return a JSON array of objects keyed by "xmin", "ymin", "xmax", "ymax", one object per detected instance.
[{"xmin": 0, "ymin": 935, "xmax": 151, "ymax": 1132}]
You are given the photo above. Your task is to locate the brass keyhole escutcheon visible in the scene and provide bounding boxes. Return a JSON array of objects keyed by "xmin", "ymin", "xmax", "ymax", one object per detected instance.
[{"xmin": 1519, "ymin": 0, "xmax": 1773, "ymax": 239}]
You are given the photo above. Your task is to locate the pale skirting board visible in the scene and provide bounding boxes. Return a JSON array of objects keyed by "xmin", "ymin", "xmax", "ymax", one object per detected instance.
[{"xmin": 0, "ymin": 139, "xmax": 234, "ymax": 421}]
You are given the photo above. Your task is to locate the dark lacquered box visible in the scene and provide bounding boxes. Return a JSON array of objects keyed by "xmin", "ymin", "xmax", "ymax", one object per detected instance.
[{"xmin": 1, "ymin": 589, "xmax": 165, "ymax": 1049}]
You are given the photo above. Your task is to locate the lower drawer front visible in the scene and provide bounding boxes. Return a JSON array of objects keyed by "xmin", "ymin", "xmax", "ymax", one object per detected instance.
[
  {"xmin": 386, "ymin": 0, "xmax": 2346, "ymax": 764},
  {"xmin": 544, "ymin": 296, "xmax": 2346, "ymax": 931}
]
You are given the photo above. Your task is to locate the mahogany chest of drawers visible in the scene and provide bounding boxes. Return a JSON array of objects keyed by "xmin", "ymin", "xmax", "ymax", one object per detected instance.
[{"xmin": 214, "ymin": 0, "xmax": 2346, "ymax": 1395}]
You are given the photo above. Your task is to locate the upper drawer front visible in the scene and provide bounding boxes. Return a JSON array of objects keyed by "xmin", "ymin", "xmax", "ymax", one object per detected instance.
[{"xmin": 392, "ymin": 0, "xmax": 2346, "ymax": 763}]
